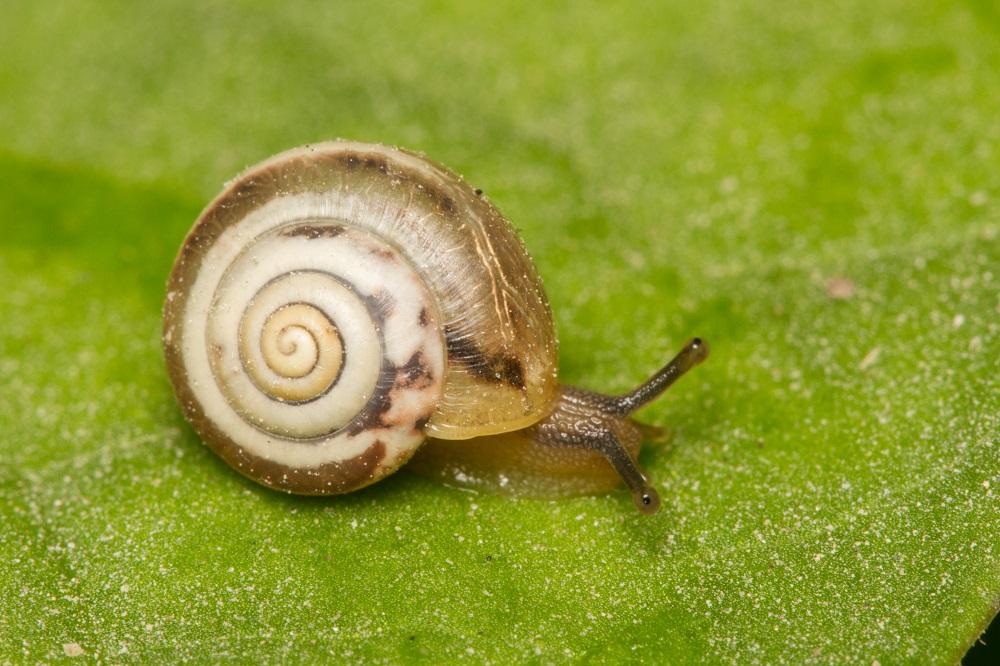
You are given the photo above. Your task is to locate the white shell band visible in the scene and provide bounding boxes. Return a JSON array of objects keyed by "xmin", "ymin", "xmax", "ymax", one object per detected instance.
[{"xmin": 175, "ymin": 218, "xmax": 445, "ymax": 478}]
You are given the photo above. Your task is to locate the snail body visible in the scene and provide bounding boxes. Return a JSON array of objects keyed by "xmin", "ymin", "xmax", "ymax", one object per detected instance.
[{"xmin": 163, "ymin": 142, "xmax": 707, "ymax": 514}]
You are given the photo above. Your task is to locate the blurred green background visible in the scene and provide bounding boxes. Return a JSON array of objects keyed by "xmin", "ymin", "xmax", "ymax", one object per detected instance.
[{"xmin": 1, "ymin": 1, "xmax": 998, "ymax": 663}]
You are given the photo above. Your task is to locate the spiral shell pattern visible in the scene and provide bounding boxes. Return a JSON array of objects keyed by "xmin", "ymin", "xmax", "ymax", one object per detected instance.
[
  {"xmin": 164, "ymin": 141, "xmax": 560, "ymax": 494},
  {"xmin": 165, "ymin": 217, "xmax": 445, "ymax": 494}
]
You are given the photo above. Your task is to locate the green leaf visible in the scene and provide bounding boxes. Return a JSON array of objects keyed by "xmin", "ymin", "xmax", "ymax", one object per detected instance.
[{"xmin": 2, "ymin": 1, "xmax": 998, "ymax": 663}]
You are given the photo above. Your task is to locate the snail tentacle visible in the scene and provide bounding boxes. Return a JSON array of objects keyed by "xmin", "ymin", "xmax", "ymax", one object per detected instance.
[
  {"xmin": 612, "ymin": 337, "xmax": 710, "ymax": 416},
  {"xmin": 523, "ymin": 387, "xmax": 662, "ymax": 514}
]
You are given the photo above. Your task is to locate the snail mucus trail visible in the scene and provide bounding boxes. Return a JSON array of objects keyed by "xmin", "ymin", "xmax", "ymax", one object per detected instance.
[{"xmin": 162, "ymin": 141, "xmax": 709, "ymax": 514}]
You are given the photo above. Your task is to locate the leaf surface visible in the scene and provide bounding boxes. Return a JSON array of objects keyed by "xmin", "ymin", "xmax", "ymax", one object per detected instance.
[{"xmin": 1, "ymin": 1, "xmax": 998, "ymax": 662}]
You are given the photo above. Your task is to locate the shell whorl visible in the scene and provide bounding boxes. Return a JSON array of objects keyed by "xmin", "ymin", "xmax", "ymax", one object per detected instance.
[
  {"xmin": 163, "ymin": 142, "xmax": 559, "ymax": 494},
  {"xmin": 242, "ymin": 301, "xmax": 345, "ymax": 402},
  {"xmin": 165, "ymin": 217, "xmax": 446, "ymax": 494}
]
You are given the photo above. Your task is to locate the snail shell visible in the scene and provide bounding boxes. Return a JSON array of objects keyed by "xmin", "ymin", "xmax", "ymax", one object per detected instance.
[{"xmin": 163, "ymin": 142, "xmax": 558, "ymax": 494}]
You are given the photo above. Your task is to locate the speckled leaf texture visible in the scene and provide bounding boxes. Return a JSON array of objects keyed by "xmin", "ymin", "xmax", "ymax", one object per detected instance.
[{"xmin": 1, "ymin": 1, "xmax": 998, "ymax": 664}]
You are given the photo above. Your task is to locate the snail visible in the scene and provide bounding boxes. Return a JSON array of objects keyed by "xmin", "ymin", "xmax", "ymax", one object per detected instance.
[{"xmin": 162, "ymin": 141, "xmax": 708, "ymax": 514}]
